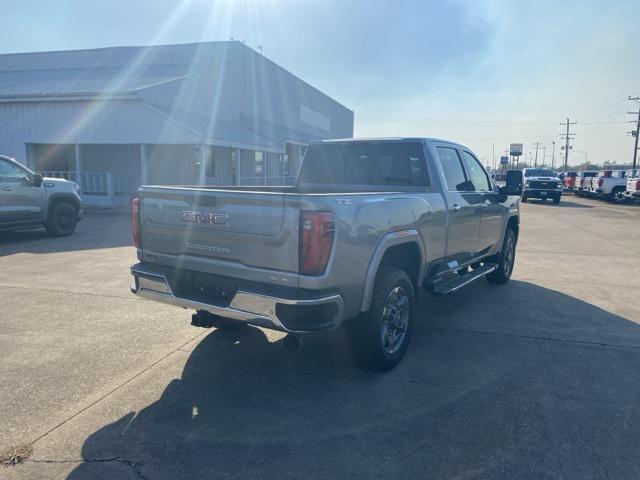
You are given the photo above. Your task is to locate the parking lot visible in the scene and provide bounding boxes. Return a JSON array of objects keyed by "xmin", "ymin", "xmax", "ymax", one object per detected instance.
[{"xmin": 1, "ymin": 195, "xmax": 639, "ymax": 479}]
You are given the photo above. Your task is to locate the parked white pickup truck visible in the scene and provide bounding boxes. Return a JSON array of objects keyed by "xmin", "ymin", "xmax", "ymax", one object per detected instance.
[
  {"xmin": 574, "ymin": 171, "xmax": 598, "ymax": 197},
  {"xmin": 588, "ymin": 170, "xmax": 629, "ymax": 202},
  {"xmin": 624, "ymin": 169, "xmax": 640, "ymax": 203}
]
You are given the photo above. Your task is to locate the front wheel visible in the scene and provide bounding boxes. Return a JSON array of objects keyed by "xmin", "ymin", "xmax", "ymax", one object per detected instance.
[
  {"xmin": 553, "ymin": 195, "xmax": 561, "ymax": 204},
  {"xmin": 352, "ymin": 267, "xmax": 415, "ymax": 372},
  {"xmin": 521, "ymin": 196, "xmax": 527, "ymax": 203},
  {"xmin": 45, "ymin": 201, "xmax": 78, "ymax": 237},
  {"xmin": 487, "ymin": 228, "xmax": 516, "ymax": 284}
]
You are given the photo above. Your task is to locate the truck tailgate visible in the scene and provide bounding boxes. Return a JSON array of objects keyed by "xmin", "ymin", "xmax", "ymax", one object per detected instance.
[{"xmin": 139, "ymin": 187, "xmax": 300, "ymax": 274}]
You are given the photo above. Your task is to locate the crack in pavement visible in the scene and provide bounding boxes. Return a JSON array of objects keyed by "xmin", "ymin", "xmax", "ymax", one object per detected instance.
[
  {"xmin": 429, "ymin": 325, "xmax": 640, "ymax": 350},
  {"xmin": 558, "ymin": 216, "xmax": 640, "ymax": 256},
  {"xmin": 513, "ymin": 277, "xmax": 640, "ymax": 289},
  {"xmin": 31, "ymin": 456, "xmax": 149, "ymax": 480},
  {"xmin": 29, "ymin": 330, "xmax": 207, "ymax": 447},
  {"xmin": 0, "ymin": 283, "xmax": 140, "ymax": 301}
]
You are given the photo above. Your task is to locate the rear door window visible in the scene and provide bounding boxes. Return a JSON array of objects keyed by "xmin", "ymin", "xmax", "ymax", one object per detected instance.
[{"xmin": 436, "ymin": 146, "xmax": 470, "ymax": 191}]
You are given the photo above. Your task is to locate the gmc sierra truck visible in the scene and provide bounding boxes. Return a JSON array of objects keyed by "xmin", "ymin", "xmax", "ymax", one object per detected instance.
[
  {"xmin": 0, "ymin": 154, "xmax": 83, "ymax": 236},
  {"xmin": 130, "ymin": 138, "xmax": 522, "ymax": 371}
]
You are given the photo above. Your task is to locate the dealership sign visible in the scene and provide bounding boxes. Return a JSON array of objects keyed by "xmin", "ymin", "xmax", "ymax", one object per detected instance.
[
  {"xmin": 509, "ymin": 143, "xmax": 523, "ymax": 156},
  {"xmin": 500, "ymin": 156, "xmax": 509, "ymax": 165}
]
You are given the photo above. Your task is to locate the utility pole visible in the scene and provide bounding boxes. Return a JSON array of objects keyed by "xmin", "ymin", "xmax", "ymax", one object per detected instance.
[
  {"xmin": 559, "ymin": 118, "xmax": 577, "ymax": 172},
  {"xmin": 628, "ymin": 96, "xmax": 640, "ymax": 171},
  {"xmin": 551, "ymin": 141, "xmax": 556, "ymax": 170},
  {"xmin": 492, "ymin": 142, "xmax": 495, "ymax": 172},
  {"xmin": 542, "ymin": 146, "xmax": 547, "ymax": 166},
  {"xmin": 532, "ymin": 142, "xmax": 542, "ymax": 167}
]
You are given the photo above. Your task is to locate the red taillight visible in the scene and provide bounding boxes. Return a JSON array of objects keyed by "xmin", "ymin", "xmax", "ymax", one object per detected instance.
[
  {"xmin": 131, "ymin": 197, "xmax": 141, "ymax": 248},
  {"xmin": 598, "ymin": 178, "xmax": 604, "ymax": 187},
  {"xmin": 636, "ymin": 180, "xmax": 640, "ymax": 190},
  {"xmin": 299, "ymin": 211, "xmax": 335, "ymax": 276}
]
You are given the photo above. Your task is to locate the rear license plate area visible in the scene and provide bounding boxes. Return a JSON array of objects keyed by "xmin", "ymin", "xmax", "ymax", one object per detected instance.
[{"xmin": 171, "ymin": 271, "xmax": 237, "ymax": 307}]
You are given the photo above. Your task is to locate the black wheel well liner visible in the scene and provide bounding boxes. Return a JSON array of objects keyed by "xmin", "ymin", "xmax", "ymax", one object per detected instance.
[
  {"xmin": 47, "ymin": 194, "xmax": 81, "ymax": 220},
  {"xmin": 377, "ymin": 242, "xmax": 421, "ymax": 290}
]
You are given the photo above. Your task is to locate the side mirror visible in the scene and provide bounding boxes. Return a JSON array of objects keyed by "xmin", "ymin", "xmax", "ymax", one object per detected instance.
[
  {"xmin": 505, "ymin": 169, "xmax": 523, "ymax": 196},
  {"xmin": 31, "ymin": 173, "xmax": 43, "ymax": 187}
]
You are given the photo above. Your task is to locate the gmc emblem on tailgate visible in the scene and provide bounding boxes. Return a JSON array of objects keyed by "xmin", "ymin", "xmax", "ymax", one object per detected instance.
[{"xmin": 180, "ymin": 211, "xmax": 229, "ymax": 226}]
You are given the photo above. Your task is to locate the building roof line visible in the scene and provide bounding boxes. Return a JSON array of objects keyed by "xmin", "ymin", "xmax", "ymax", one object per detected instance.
[
  {"xmin": 0, "ymin": 40, "xmax": 239, "ymax": 59},
  {"xmin": 0, "ymin": 93, "xmax": 137, "ymax": 102}
]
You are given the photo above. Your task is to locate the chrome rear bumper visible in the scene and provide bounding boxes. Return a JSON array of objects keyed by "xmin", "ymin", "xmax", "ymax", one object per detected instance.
[{"xmin": 130, "ymin": 265, "xmax": 344, "ymax": 333}]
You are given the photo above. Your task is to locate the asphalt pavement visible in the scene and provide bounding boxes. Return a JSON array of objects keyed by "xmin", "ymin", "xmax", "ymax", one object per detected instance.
[{"xmin": 1, "ymin": 196, "xmax": 639, "ymax": 479}]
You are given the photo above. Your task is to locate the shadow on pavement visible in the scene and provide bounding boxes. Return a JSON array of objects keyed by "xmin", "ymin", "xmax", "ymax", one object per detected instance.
[
  {"xmin": 67, "ymin": 281, "xmax": 640, "ymax": 479},
  {"xmin": 0, "ymin": 212, "xmax": 131, "ymax": 256},
  {"xmin": 556, "ymin": 199, "xmax": 594, "ymax": 208}
]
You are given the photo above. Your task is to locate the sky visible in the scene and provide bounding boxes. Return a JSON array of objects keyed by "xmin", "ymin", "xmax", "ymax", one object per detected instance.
[{"xmin": 1, "ymin": 0, "xmax": 639, "ymax": 168}]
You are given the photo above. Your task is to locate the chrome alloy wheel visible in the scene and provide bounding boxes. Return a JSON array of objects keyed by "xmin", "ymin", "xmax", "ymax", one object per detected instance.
[
  {"xmin": 503, "ymin": 236, "xmax": 515, "ymax": 276},
  {"xmin": 380, "ymin": 287, "xmax": 410, "ymax": 354}
]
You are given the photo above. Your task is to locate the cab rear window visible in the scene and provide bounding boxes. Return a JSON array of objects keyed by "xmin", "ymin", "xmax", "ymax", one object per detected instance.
[{"xmin": 298, "ymin": 142, "xmax": 429, "ymax": 187}]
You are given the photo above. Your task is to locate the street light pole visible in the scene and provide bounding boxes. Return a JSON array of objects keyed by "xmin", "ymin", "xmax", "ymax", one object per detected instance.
[{"xmin": 551, "ymin": 141, "xmax": 556, "ymax": 170}]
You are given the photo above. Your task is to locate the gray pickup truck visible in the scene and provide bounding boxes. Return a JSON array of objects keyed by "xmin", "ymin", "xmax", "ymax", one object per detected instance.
[
  {"xmin": 131, "ymin": 138, "xmax": 522, "ymax": 370},
  {"xmin": 0, "ymin": 154, "xmax": 83, "ymax": 236}
]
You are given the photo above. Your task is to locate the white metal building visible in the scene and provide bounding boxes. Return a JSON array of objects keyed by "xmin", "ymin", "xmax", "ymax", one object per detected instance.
[{"xmin": 0, "ymin": 41, "xmax": 353, "ymax": 206}]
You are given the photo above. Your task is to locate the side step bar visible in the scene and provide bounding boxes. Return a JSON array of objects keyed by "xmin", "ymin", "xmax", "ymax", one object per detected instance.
[{"xmin": 432, "ymin": 263, "xmax": 498, "ymax": 295}]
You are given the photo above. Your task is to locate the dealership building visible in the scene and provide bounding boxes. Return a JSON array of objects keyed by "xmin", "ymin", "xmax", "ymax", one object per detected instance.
[{"xmin": 0, "ymin": 41, "xmax": 353, "ymax": 206}]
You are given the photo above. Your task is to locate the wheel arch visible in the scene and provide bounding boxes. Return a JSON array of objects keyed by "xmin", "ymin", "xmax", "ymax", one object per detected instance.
[
  {"xmin": 47, "ymin": 193, "xmax": 81, "ymax": 220},
  {"xmin": 360, "ymin": 230, "xmax": 425, "ymax": 312},
  {"xmin": 507, "ymin": 214, "xmax": 519, "ymax": 242}
]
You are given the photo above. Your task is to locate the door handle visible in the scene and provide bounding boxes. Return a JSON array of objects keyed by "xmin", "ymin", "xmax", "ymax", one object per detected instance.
[{"xmin": 450, "ymin": 204, "xmax": 461, "ymax": 212}]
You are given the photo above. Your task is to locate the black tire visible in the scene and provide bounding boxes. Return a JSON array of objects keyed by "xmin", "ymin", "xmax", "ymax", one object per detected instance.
[
  {"xmin": 45, "ymin": 201, "xmax": 78, "ymax": 237},
  {"xmin": 553, "ymin": 195, "xmax": 561, "ymax": 204},
  {"xmin": 521, "ymin": 196, "xmax": 527, "ymax": 203},
  {"xmin": 352, "ymin": 267, "xmax": 415, "ymax": 372},
  {"xmin": 610, "ymin": 188, "xmax": 626, "ymax": 204},
  {"xmin": 486, "ymin": 228, "xmax": 516, "ymax": 285}
]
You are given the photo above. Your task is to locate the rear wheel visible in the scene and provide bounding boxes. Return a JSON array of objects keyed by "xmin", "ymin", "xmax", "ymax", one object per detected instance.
[
  {"xmin": 610, "ymin": 188, "xmax": 626, "ymax": 204},
  {"xmin": 352, "ymin": 267, "xmax": 415, "ymax": 372},
  {"xmin": 487, "ymin": 228, "xmax": 516, "ymax": 284},
  {"xmin": 45, "ymin": 201, "xmax": 78, "ymax": 237}
]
